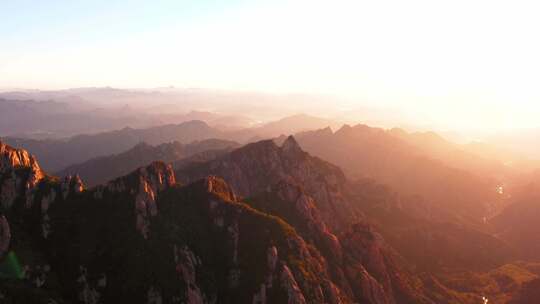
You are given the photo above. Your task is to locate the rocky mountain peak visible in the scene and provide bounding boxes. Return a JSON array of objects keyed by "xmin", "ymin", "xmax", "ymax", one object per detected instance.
[
  {"xmin": 90, "ymin": 161, "xmax": 177, "ymax": 238},
  {"xmin": 281, "ymin": 135, "xmax": 303, "ymax": 155},
  {"xmin": 138, "ymin": 161, "xmax": 176, "ymax": 189},
  {"xmin": 335, "ymin": 124, "xmax": 353, "ymax": 136},
  {"xmin": 101, "ymin": 161, "xmax": 175, "ymax": 194},
  {"xmin": 0, "ymin": 141, "xmax": 45, "ymax": 209},
  {"xmin": 317, "ymin": 126, "xmax": 334, "ymax": 138},
  {"xmin": 61, "ymin": 174, "xmax": 85, "ymax": 199},
  {"xmin": 0, "ymin": 141, "xmax": 42, "ymax": 176},
  {"xmin": 134, "ymin": 162, "xmax": 176, "ymax": 238},
  {"xmin": 176, "ymin": 138, "xmax": 354, "ymax": 231}
]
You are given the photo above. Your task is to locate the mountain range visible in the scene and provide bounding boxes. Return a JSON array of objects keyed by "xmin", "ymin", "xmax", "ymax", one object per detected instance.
[
  {"xmin": 1, "ymin": 113, "xmax": 342, "ymax": 173},
  {"xmin": 2, "ymin": 120, "xmax": 224, "ymax": 172},
  {"xmin": 1, "ymin": 96, "xmax": 540, "ymax": 303},
  {"xmin": 2, "ymin": 134, "xmax": 540, "ymax": 303},
  {"xmin": 294, "ymin": 124, "xmax": 512, "ymax": 223},
  {"xmin": 56, "ymin": 139, "xmax": 240, "ymax": 187}
]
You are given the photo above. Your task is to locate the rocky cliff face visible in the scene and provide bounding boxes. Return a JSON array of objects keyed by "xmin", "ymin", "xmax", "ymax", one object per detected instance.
[
  {"xmin": 176, "ymin": 136, "xmax": 357, "ymax": 232},
  {"xmin": 0, "ymin": 139, "xmax": 514, "ymax": 304},
  {"xmin": 0, "ymin": 214, "xmax": 10, "ymax": 258},
  {"xmin": 248, "ymin": 181, "xmax": 434, "ymax": 304},
  {"xmin": 0, "ymin": 142, "xmax": 45, "ymax": 209},
  {"xmin": 176, "ymin": 138, "xmax": 437, "ymax": 304},
  {"xmin": 92, "ymin": 161, "xmax": 176, "ymax": 238},
  {"xmin": 0, "ymin": 141, "xmax": 350, "ymax": 303}
]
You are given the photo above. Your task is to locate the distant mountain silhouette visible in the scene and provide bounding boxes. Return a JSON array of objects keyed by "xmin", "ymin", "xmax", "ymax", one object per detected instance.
[
  {"xmin": 0, "ymin": 98, "xmax": 160, "ymax": 138},
  {"xmin": 2, "ymin": 120, "xmax": 224, "ymax": 172},
  {"xmin": 2, "ymin": 111, "xmax": 345, "ymax": 173},
  {"xmin": 56, "ymin": 139, "xmax": 239, "ymax": 187},
  {"xmin": 295, "ymin": 124, "xmax": 507, "ymax": 222},
  {"xmin": 256, "ymin": 114, "xmax": 341, "ymax": 136}
]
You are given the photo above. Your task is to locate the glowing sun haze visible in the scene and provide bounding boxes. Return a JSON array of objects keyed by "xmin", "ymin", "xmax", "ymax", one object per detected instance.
[{"xmin": 1, "ymin": 0, "xmax": 539, "ymax": 131}]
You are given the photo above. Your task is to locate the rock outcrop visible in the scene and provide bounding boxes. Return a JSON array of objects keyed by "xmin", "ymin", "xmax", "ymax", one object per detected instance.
[
  {"xmin": 0, "ymin": 141, "xmax": 44, "ymax": 209},
  {"xmin": 134, "ymin": 163, "xmax": 175, "ymax": 238},
  {"xmin": 0, "ymin": 214, "xmax": 10, "ymax": 258},
  {"xmin": 176, "ymin": 136, "xmax": 357, "ymax": 231},
  {"xmin": 174, "ymin": 245, "xmax": 205, "ymax": 304},
  {"xmin": 280, "ymin": 264, "xmax": 307, "ymax": 304}
]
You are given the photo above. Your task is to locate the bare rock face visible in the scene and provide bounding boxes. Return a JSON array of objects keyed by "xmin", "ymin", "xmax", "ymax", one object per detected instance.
[
  {"xmin": 252, "ymin": 179, "xmax": 433, "ymax": 304},
  {"xmin": 267, "ymin": 246, "xmax": 279, "ymax": 286},
  {"xmin": 273, "ymin": 180, "xmax": 344, "ymax": 262},
  {"xmin": 61, "ymin": 174, "xmax": 84, "ymax": 199},
  {"xmin": 96, "ymin": 161, "xmax": 175, "ymax": 238},
  {"xmin": 0, "ymin": 176, "xmax": 16, "ymax": 210},
  {"xmin": 134, "ymin": 163, "xmax": 175, "ymax": 238},
  {"xmin": 40, "ymin": 188, "xmax": 57, "ymax": 238},
  {"xmin": 174, "ymin": 245, "xmax": 205, "ymax": 304},
  {"xmin": 176, "ymin": 136, "xmax": 357, "ymax": 231},
  {"xmin": 135, "ymin": 178, "xmax": 158, "ymax": 239},
  {"xmin": 252, "ymin": 246, "xmax": 281, "ymax": 304},
  {"xmin": 0, "ymin": 142, "xmax": 43, "ymax": 174},
  {"xmin": 280, "ymin": 264, "xmax": 307, "ymax": 304},
  {"xmin": 0, "ymin": 214, "xmax": 10, "ymax": 258},
  {"xmin": 203, "ymin": 175, "xmax": 237, "ymax": 202},
  {"xmin": 321, "ymin": 280, "xmax": 344, "ymax": 304},
  {"xmin": 1, "ymin": 141, "xmax": 89, "ymax": 241},
  {"xmin": 24, "ymin": 166, "xmax": 45, "ymax": 208},
  {"xmin": 342, "ymin": 224, "xmax": 393, "ymax": 292},
  {"xmin": 0, "ymin": 141, "xmax": 44, "ymax": 209},
  {"xmin": 185, "ymin": 175, "xmax": 344, "ymax": 304},
  {"xmin": 345, "ymin": 264, "xmax": 393, "ymax": 304},
  {"xmin": 339, "ymin": 223, "xmax": 430, "ymax": 304},
  {"xmin": 281, "ymin": 135, "xmax": 304, "ymax": 156}
]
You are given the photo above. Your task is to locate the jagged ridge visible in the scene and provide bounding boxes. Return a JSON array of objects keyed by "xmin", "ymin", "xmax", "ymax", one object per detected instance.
[{"xmin": 0, "ymin": 141, "xmax": 345, "ymax": 303}]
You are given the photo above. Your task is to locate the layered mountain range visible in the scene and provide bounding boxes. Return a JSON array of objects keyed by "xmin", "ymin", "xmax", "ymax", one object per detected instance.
[
  {"xmin": 1, "ymin": 113, "xmax": 340, "ymax": 173},
  {"xmin": 294, "ymin": 125, "xmax": 511, "ymax": 223},
  {"xmin": 2, "ymin": 135, "xmax": 539, "ymax": 303},
  {"xmin": 0, "ymin": 141, "xmax": 345, "ymax": 303},
  {"xmin": 2, "ymin": 120, "xmax": 224, "ymax": 172},
  {"xmin": 56, "ymin": 139, "xmax": 239, "ymax": 187}
]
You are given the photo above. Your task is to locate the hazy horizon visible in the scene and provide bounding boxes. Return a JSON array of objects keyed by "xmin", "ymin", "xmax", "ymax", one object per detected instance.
[
  {"xmin": 2, "ymin": 0, "xmax": 540, "ymax": 132},
  {"xmin": 1, "ymin": 86, "xmax": 538, "ymax": 137}
]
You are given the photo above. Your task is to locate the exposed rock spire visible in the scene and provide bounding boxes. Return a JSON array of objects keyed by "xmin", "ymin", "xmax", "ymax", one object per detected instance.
[
  {"xmin": 0, "ymin": 141, "xmax": 44, "ymax": 209},
  {"xmin": 0, "ymin": 214, "xmax": 10, "ymax": 258}
]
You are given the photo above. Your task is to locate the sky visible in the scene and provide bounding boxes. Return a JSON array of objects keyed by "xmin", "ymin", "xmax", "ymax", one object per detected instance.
[{"xmin": 1, "ymin": 0, "xmax": 540, "ymax": 131}]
